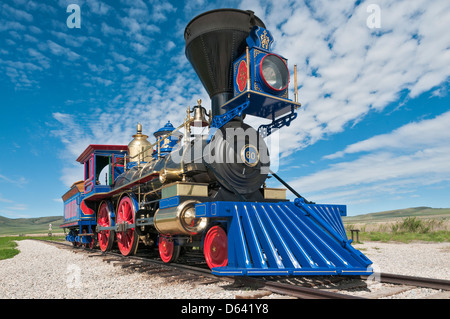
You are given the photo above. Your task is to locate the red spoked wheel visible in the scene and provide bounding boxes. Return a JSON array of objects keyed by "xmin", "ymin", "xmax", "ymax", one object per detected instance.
[
  {"xmin": 97, "ymin": 201, "xmax": 114, "ymax": 252},
  {"xmin": 159, "ymin": 235, "xmax": 181, "ymax": 263},
  {"xmin": 116, "ymin": 196, "xmax": 138, "ymax": 256},
  {"xmin": 204, "ymin": 226, "xmax": 228, "ymax": 269}
]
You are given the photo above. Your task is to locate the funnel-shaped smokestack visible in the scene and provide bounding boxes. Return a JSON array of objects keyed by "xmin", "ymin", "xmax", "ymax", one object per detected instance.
[{"xmin": 185, "ymin": 9, "xmax": 265, "ymax": 117}]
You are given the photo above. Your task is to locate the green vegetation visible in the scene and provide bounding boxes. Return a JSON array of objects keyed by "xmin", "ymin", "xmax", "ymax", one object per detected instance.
[
  {"xmin": 0, "ymin": 236, "xmax": 65, "ymax": 260},
  {"xmin": 0, "ymin": 237, "xmax": 21, "ymax": 260},
  {"xmin": 354, "ymin": 230, "xmax": 449, "ymax": 243},
  {"xmin": 343, "ymin": 206, "xmax": 450, "ymax": 224},
  {"xmin": 0, "ymin": 215, "xmax": 67, "ymax": 261},
  {"xmin": 344, "ymin": 209, "xmax": 450, "ymax": 243},
  {"xmin": 0, "ymin": 215, "xmax": 64, "ymax": 236}
]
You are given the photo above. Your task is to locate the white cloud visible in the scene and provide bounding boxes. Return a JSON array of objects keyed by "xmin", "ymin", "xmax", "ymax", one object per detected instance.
[
  {"xmin": 1, "ymin": 3, "xmax": 33, "ymax": 22},
  {"xmin": 325, "ymin": 111, "xmax": 450, "ymax": 159},
  {"xmin": 116, "ymin": 63, "xmax": 130, "ymax": 73},
  {"xmin": 4, "ymin": 203, "xmax": 27, "ymax": 211},
  {"xmin": 12, "ymin": 0, "xmax": 444, "ymax": 196},
  {"xmin": 101, "ymin": 22, "xmax": 123, "ymax": 36},
  {"xmin": 288, "ymin": 111, "xmax": 450, "ymax": 205},
  {"xmin": 239, "ymin": 0, "xmax": 450, "ymax": 157},
  {"xmin": 51, "ymin": 64, "xmax": 209, "ymax": 186},
  {"xmin": 150, "ymin": 1, "xmax": 176, "ymax": 22},
  {"xmin": 0, "ymin": 194, "xmax": 14, "ymax": 203},
  {"xmin": 292, "ymin": 147, "xmax": 450, "ymax": 193},
  {"xmin": 27, "ymin": 48, "xmax": 51, "ymax": 69},
  {"xmin": 45, "ymin": 40, "xmax": 81, "ymax": 61},
  {"xmin": 0, "ymin": 203, "xmax": 30, "ymax": 218},
  {"xmin": 86, "ymin": 0, "xmax": 113, "ymax": 15},
  {"xmin": 166, "ymin": 41, "xmax": 176, "ymax": 51},
  {"xmin": 0, "ymin": 173, "xmax": 28, "ymax": 188}
]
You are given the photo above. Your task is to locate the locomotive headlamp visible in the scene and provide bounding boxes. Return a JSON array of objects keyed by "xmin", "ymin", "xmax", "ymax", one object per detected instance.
[
  {"xmin": 181, "ymin": 205, "xmax": 208, "ymax": 234},
  {"xmin": 260, "ymin": 54, "xmax": 289, "ymax": 91},
  {"xmin": 182, "ymin": 207, "xmax": 196, "ymax": 228},
  {"xmin": 233, "ymin": 28, "xmax": 291, "ymax": 99},
  {"xmin": 154, "ymin": 200, "xmax": 208, "ymax": 236}
]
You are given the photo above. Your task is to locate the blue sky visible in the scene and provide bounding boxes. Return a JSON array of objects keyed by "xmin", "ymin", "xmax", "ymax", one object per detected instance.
[{"xmin": 0, "ymin": 0, "xmax": 449, "ymax": 218}]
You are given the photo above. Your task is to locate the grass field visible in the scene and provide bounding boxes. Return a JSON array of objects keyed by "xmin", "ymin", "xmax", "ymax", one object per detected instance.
[
  {"xmin": 0, "ymin": 236, "xmax": 65, "ymax": 260},
  {"xmin": 343, "ymin": 207, "xmax": 450, "ymax": 243},
  {"xmin": 0, "ymin": 215, "xmax": 64, "ymax": 236},
  {"xmin": 343, "ymin": 206, "xmax": 450, "ymax": 224}
]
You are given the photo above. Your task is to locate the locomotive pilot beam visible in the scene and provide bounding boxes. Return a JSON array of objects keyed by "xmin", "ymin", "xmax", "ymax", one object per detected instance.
[{"xmin": 60, "ymin": 8, "xmax": 373, "ymax": 276}]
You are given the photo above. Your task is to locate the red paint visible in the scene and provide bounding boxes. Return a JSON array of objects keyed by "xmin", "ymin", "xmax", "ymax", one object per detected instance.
[
  {"xmin": 204, "ymin": 226, "xmax": 228, "ymax": 269},
  {"xmin": 159, "ymin": 235, "xmax": 175, "ymax": 263},
  {"xmin": 259, "ymin": 53, "xmax": 289, "ymax": 92},
  {"xmin": 80, "ymin": 199, "xmax": 94, "ymax": 215},
  {"xmin": 97, "ymin": 202, "xmax": 112, "ymax": 252},
  {"xmin": 116, "ymin": 196, "xmax": 137, "ymax": 256},
  {"xmin": 236, "ymin": 60, "xmax": 247, "ymax": 92}
]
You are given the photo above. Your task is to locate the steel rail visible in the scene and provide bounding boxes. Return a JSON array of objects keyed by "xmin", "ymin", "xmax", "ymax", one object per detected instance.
[
  {"xmin": 257, "ymin": 279, "xmax": 364, "ymax": 299},
  {"xmin": 360, "ymin": 273, "xmax": 450, "ymax": 291},
  {"xmin": 131, "ymin": 255, "xmax": 364, "ymax": 299},
  {"xmin": 128, "ymin": 252, "xmax": 363, "ymax": 299}
]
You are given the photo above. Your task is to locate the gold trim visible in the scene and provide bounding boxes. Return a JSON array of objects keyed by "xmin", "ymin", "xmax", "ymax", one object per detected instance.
[
  {"xmin": 263, "ymin": 188, "xmax": 286, "ymax": 200},
  {"xmin": 161, "ymin": 182, "xmax": 208, "ymax": 198},
  {"xmin": 222, "ymin": 90, "xmax": 301, "ymax": 116},
  {"xmin": 246, "ymin": 46, "xmax": 250, "ymax": 92},
  {"xmin": 294, "ymin": 64, "xmax": 298, "ymax": 103}
]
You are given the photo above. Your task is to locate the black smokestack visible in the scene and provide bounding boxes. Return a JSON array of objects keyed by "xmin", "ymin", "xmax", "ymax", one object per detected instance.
[{"xmin": 184, "ymin": 9, "xmax": 265, "ymax": 118}]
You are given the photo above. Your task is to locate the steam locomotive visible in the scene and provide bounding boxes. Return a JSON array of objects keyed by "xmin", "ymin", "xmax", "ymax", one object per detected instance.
[{"xmin": 61, "ymin": 9, "xmax": 373, "ymax": 276}]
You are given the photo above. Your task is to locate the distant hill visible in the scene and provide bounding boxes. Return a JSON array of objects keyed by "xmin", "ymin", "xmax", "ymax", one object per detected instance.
[
  {"xmin": 343, "ymin": 206, "xmax": 450, "ymax": 224},
  {"xmin": 0, "ymin": 215, "xmax": 65, "ymax": 236},
  {"xmin": 1, "ymin": 207, "xmax": 449, "ymax": 235}
]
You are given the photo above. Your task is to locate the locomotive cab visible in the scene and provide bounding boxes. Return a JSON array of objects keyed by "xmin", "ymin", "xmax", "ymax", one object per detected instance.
[{"xmin": 76, "ymin": 144, "xmax": 128, "ymax": 194}]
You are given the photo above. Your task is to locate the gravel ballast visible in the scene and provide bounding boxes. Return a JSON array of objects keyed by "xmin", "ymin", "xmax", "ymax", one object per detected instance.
[
  {"xmin": 0, "ymin": 240, "xmax": 449, "ymax": 299},
  {"xmin": 352, "ymin": 241, "xmax": 450, "ymax": 280},
  {"xmin": 0, "ymin": 240, "xmax": 260, "ymax": 299}
]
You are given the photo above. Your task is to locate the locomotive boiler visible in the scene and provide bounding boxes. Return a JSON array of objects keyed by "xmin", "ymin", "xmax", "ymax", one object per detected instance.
[{"xmin": 61, "ymin": 9, "xmax": 373, "ymax": 276}]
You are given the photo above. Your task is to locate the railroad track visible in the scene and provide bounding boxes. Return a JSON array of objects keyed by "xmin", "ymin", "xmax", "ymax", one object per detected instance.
[{"xmin": 39, "ymin": 239, "xmax": 450, "ymax": 299}]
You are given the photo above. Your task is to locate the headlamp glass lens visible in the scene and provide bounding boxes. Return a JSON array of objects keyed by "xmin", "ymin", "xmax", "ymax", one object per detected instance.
[{"xmin": 261, "ymin": 55, "xmax": 289, "ymax": 90}]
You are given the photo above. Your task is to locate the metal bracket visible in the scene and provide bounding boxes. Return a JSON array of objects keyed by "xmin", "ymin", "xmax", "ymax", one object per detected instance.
[
  {"xmin": 258, "ymin": 106, "xmax": 297, "ymax": 138},
  {"xmin": 116, "ymin": 222, "xmax": 135, "ymax": 233},
  {"xmin": 211, "ymin": 101, "xmax": 250, "ymax": 129},
  {"xmin": 135, "ymin": 217, "xmax": 154, "ymax": 227},
  {"xmin": 96, "ymin": 225, "xmax": 115, "ymax": 232}
]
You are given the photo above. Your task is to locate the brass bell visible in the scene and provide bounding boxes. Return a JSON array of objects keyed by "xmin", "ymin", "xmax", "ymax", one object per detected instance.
[{"xmin": 191, "ymin": 99, "xmax": 209, "ymax": 127}]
